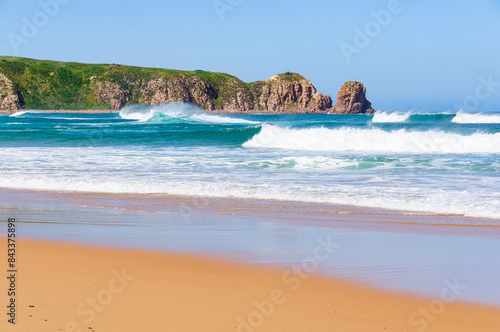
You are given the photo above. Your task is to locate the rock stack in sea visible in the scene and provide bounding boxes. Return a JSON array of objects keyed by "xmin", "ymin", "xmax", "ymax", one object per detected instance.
[{"xmin": 331, "ymin": 81, "xmax": 374, "ymax": 114}]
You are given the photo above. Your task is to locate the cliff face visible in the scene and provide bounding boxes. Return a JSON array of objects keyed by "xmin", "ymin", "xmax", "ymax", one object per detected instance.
[
  {"xmin": 331, "ymin": 81, "xmax": 374, "ymax": 114},
  {"xmin": 0, "ymin": 57, "xmax": 368, "ymax": 114},
  {"xmin": 251, "ymin": 73, "xmax": 332, "ymax": 114},
  {"xmin": 0, "ymin": 73, "xmax": 22, "ymax": 110},
  {"xmin": 103, "ymin": 72, "xmax": 332, "ymax": 113},
  {"xmin": 139, "ymin": 74, "xmax": 218, "ymax": 110}
]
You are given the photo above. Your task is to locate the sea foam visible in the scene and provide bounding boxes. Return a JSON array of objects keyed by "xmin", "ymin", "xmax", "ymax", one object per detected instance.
[
  {"xmin": 372, "ymin": 110, "xmax": 411, "ymax": 123},
  {"xmin": 119, "ymin": 103, "xmax": 259, "ymax": 124},
  {"xmin": 243, "ymin": 124, "xmax": 500, "ymax": 154},
  {"xmin": 451, "ymin": 111, "xmax": 500, "ymax": 124},
  {"xmin": 8, "ymin": 110, "xmax": 36, "ymax": 117}
]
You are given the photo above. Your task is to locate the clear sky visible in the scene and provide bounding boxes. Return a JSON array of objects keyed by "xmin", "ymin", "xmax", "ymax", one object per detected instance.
[{"xmin": 1, "ymin": 0, "xmax": 499, "ymax": 112}]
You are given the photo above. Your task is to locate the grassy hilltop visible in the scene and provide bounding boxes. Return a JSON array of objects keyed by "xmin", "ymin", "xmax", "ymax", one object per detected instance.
[
  {"xmin": 0, "ymin": 56, "xmax": 334, "ymax": 113},
  {"xmin": 0, "ymin": 56, "xmax": 235, "ymax": 110}
]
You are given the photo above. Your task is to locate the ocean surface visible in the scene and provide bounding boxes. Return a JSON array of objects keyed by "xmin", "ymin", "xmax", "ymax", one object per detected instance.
[{"xmin": 1, "ymin": 103, "xmax": 499, "ymax": 219}]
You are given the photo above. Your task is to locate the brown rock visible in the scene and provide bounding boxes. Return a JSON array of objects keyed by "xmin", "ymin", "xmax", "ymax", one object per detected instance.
[
  {"xmin": 246, "ymin": 73, "xmax": 332, "ymax": 114},
  {"xmin": 0, "ymin": 73, "xmax": 22, "ymax": 111},
  {"xmin": 331, "ymin": 81, "xmax": 374, "ymax": 114},
  {"xmin": 93, "ymin": 81, "xmax": 130, "ymax": 111},
  {"xmin": 216, "ymin": 77, "xmax": 253, "ymax": 112},
  {"xmin": 139, "ymin": 75, "xmax": 216, "ymax": 109}
]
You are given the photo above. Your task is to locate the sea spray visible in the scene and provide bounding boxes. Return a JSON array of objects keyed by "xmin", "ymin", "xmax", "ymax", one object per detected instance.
[{"xmin": 119, "ymin": 102, "xmax": 259, "ymax": 124}]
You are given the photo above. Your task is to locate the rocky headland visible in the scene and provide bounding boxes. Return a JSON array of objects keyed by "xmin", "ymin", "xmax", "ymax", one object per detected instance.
[{"xmin": 0, "ymin": 56, "xmax": 373, "ymax": 114}]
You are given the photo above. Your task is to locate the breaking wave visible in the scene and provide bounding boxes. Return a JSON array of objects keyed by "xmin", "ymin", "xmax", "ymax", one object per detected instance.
[
  {"xmin": 119, "ymin": 103, "xmax": 260, "ymax": 125},
  {"xmin": 243, "ymin": 124, "xmax": 500, "ymax": 154},
  {"xmin": 451, "ymin": 111, "xmax": 500, "ymax": 124},
  {"xmin": 8, "ymin": 110, "xmax": 37, "ymax": 117},
  {"xmin": 372, "ymin": 110, "xmax": 411, "ymax": 123}
]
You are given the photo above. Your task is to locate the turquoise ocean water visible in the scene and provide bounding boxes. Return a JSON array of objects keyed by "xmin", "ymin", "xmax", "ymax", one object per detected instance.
[{"xmin": 1, "ymin": 103, "xmax": 499, "ymax": 220}]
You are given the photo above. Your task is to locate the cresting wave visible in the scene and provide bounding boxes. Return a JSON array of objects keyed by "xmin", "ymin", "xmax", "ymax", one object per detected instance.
[
  {"xmin": 8, "ymin": 110, "xmax": 37, "ymax": 117},
  {"xmin": 118, "ymin": 103, "xmax": 260, "ymax": 124},
  {"xmin": 451, "ymin": 111, "xmax": 500, "ymax": 124},
  {"xmin": 243, "ymin": 124, "xmax": 500, "ymax": 154},
  {"xmin": 372, "ymin": 110, "xmax": 411, "ymax": 123}
]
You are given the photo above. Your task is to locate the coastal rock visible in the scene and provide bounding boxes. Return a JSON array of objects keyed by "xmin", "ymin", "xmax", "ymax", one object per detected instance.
[
  {"xmin": 139, "ymin": 75, "xmax": 216, "ymax": 109},
  {"xmin": 93, "ymin": 81, "xmax": 131, "ymax": 110},
  {"xmin": 0, "ymin": 57, "xmax": 352, "ymax": 114},
  {"xmin": 189, "ymin": 76, "xmax": 217, "ymax": 108},
  {"xmin": 331, "ymin": 81, "xmax": 374, "ymax": 114},
  {"xmin": 216, "ymin": 77, "xmax": 253, "ymax": 112},
  {"xmin": 0, "ymin": 73, "xmax": 22, "ymax": 111},
  {"xmin": 248, "ymin": 73, "xmax": 332, "ymax": 114},
  {"xmin": 138, "ymin": 73, "xmax": 331, "ymax": 114}
]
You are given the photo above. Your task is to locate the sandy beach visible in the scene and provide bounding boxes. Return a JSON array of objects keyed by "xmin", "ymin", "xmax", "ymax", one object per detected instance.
[
  {"xmin": 1, "ymin": 0, "xmax": 499, "ymax": 331},
  {"xmin": 0, "ymin": 239, "xmax": 499, "ymax": 332}
]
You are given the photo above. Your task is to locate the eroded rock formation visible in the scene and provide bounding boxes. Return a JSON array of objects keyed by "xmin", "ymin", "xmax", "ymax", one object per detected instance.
[
  {"xmin": 0, "ymin": 57, "xmax": 375, "ymax": 114},
  {"xmin": 331, "ymin": 81, "xmax": 374, "ymax": 114},
  {"xmin": 0, "ymin": 73, "xmax": 22, "ymax": 111}
]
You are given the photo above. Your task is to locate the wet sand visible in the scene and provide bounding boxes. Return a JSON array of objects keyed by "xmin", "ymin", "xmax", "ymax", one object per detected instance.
[
  {"xmin": 1, "ymin": 189, "xmax": 500, "ymax": 330},
  {"xmin": 3, "ymin": 188, "xmax": 500, "ymax": 236},
  {"xmin": 1, "ymin": 239, "xmax": 500, "ymax": 332}
]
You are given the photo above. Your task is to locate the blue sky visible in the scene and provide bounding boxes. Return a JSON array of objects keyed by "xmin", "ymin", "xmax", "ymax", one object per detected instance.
[{"xmin": 1, "ymin": 0, "xmax": 499, "ymax": 112}]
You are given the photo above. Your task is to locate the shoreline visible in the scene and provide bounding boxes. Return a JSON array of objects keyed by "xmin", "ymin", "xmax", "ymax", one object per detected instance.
[
  {"xmin": 3, "ymin": 187, "xmax": 500, "ymax": 306},
  {"xmin": 3, "ymin": 187, "xmax": 500, "ymax": 233},
  {"xmin": 1, "ymin": 239, "xmax": 499, "ymax": 332}
]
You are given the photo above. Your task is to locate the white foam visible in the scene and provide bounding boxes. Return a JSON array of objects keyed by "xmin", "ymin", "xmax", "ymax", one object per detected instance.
[
  {"xmin": 0, "ymin": 173, "xmax": 499, "ymax": 219},
  {"xmin": 119, "ymin": 103, "xmax": 259, "ymax": 124},
  {"xmin": 190, "ymin": 113, "xmax": 259, "ymax": 124},
  {"xmin": 372, "ymin": 110, "xmax": 411, "ymax": 123},
  {"xmin": 9, "ymin": 110, "xmax": 36, "ymax": 117},
  {"xmin": 1, "ymin": 146, "xmax": 499, "ymax": 219},
  {"xmin": 242, "ymin": 124, "xmax": 500, "ymax": 154},
  {"xmin": 451, "ymin": 111, "xmax": 500, "ymax": 124},
  {"xmin": 278, "ymin": 156, "xmax": 359, "ymax": 170}
]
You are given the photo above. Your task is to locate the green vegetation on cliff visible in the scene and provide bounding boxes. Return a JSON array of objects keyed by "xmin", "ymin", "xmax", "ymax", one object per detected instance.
[
  {"xmin": 0, "ymin": 56, "xmax": 332, "ymax": 113},
  {"xmin": 0, "ymin": 56, "xmax": 236, "ymax": 110}
]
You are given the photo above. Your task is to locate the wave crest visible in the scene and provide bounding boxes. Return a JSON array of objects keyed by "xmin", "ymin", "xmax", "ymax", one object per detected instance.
[
  {"xmin": 8, "ymin": 110, "xmax": 37, "ymax": 117},
  {"xmin": 372, "ymin": 110, "xmax": 411, "ymax": 123},
  {"xmin": 243, "ymin": 124, "xmax": 500, "ymax": 154},
  {"xmin": 451, "ymin": 111, "xmax": 500, "ymax": 124},
  {"xmin": 119, "ymin": 103, "xmax": 259, "ymax": 124}
]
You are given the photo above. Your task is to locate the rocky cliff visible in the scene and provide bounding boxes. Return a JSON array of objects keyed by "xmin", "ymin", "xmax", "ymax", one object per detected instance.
[
  {"xmin": 331, "ymin": 81, "xmax": 374, "ymax": 114},
  {"xmin": 0, "ymin": 73, "xmax": 22, "ymax": 110},
  {"xmin": 0, "ymin": 57, "xmax": 371, "ymax": 114}
]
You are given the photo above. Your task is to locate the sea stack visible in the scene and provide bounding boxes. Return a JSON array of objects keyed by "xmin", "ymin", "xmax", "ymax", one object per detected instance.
[{"xmin": 332, "ymin": 81, "xmax": 374, "ymax": 114}]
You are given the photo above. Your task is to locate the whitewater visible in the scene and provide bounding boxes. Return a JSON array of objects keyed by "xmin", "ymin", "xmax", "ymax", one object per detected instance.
[{"xmin": 1, "ymin": 105, "xmax": 499, "ymax": 220}]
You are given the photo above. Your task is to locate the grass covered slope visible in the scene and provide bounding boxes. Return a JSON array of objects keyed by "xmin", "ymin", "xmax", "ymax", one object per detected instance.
[
  {"xmin": 0, "ymin": 56, "xmax": 332, "ymax": 113},
  {"xmin": 0, "ymin": 56, "xmax": 234, "ymax": 110}
]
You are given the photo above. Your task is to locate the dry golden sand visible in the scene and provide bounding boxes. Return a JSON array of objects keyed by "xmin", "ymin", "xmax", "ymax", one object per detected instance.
[{"xmin": 1, "ymin": 239, "xmax": 499, "ymax": 332}]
